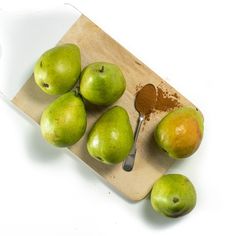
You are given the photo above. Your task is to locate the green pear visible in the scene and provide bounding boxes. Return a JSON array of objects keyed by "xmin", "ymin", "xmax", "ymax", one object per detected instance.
[
  {"xmin": 79, "ymin": 62, "xmax": 126, "ymax": 105},
  {"xmin": 151, "ymin": 174, "xmax": 197, "ymax": 218},
  {"xmin": 154, "ymin": 106, "xmax": 204, "ymax": 159},
  {"xmin": 34, "ymin": 44, "xmax": 81, "ymax": 95},
  {"xmin": 87, "ymin": 106, "xmax": 133, "ymax": 164},
  {"xmin": 40, "ymin": 90, "xmax": 87, "ymax": 147}
]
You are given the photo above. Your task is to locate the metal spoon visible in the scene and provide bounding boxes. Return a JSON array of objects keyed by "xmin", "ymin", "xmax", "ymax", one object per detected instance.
[
  {"xmin": 122, "ymin": 113, "xmax": 145, "ymax": 171},
  {"xmin": 123, "ymin": 84, "xmax": 156, "ymax": 171}
]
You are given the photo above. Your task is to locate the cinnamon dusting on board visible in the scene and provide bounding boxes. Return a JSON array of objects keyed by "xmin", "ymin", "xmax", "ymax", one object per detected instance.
[
  {"xmin": 155, "ymin": 87, "xmax": 181, "ymax": 112},
  {"xmin": 134, "ymin": 83, "xmax": 181, "ymax": 123},
  {"xmin": 135, "ymin": 83, "xmax": 143, "ymax": 92}
]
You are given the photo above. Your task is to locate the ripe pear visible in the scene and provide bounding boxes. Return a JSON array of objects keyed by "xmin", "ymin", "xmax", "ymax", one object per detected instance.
[
  {"xmin": 154, "ymin": 107, "xmax": 204, "ymax": 159},
  {"xmin": 79, "ymin": 62, "xmax": 126, "ymax": 105},
  {"xmin": 40, "ymin": 90, "xmax": 87, "ymax": 147},
  {"xmin": 151, "ymin": 174, "xmax": 197, "ymax": 218},
  {"xmin": 34, "ymin": 44, "xmax": 81, "ymax": 95},
  {"xmin": 87, "ymin": 106, "xmax": 134, "ymax": 164}
]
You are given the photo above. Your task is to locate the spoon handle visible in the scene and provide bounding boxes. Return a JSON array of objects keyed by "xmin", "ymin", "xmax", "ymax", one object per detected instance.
[{"xmin": 123, "ymin": 114, "xmax": 144, "ymax": 171}]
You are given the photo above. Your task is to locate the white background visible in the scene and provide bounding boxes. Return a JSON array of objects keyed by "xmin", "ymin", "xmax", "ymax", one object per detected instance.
[{"xmin": 0, "ymin": 0, "xmax": 236, "ymax": 235}]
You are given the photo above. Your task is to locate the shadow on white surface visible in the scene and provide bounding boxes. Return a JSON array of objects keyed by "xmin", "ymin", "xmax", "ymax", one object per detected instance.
[
  {"xmin": 24, "ymin": 126, "xmax": 64, "ymax": 163},
  {"xmin": 141, "ymin": 198, "xmax": 183, "ymax": 228},
  {"xmin": 65, "ymin": 150, "xmax": 103, "ymax": 182},
  {"xmin": 0, "ymin": 5, "xmax": 80, "ymax": 99}
]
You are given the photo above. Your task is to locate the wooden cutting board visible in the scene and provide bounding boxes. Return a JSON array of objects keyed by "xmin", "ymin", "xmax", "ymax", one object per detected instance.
[{"xmin": 12, "ymin": 15, "xmax": 195, "ymax": 201}]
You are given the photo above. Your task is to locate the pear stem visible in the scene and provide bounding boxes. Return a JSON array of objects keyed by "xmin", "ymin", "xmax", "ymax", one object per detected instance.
[
  {"xmin": 99, "ymin": 65, "xmax": 104, "ymax": 73},
  {"xmin": 74, "ymin": 87, "xmax": 80, "ymax": 97}
]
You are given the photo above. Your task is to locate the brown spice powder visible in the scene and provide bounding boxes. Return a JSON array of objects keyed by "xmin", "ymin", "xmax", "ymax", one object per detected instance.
[
  {"xmin": 135, "ymin": 84, "xmax": 156, "ymax": 119},
  {"xmin": 155, "ymin": 87, "xmax": 181, "ymax": 112},
  {"xmin": 135, "ymin": 83, "xmax": 143, "ymax": 92},
  {"xmin": 134, "ymin": 83, "xmax": 181, "ymax": 121}
]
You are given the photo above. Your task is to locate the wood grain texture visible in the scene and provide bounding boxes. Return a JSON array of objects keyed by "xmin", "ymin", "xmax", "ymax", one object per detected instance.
[{"xmin": 12, "ymin": 15, "xmax": 195, "ymax": 201}]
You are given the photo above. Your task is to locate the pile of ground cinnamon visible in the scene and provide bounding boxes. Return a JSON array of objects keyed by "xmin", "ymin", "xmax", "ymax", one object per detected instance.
[
  {"xmin": 135, "ymin": 84, "xmax": 156, "ymax": 120},
  {"xmin": 135, "ymin": 83, "xmax": 181, "ymax": 120}
]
